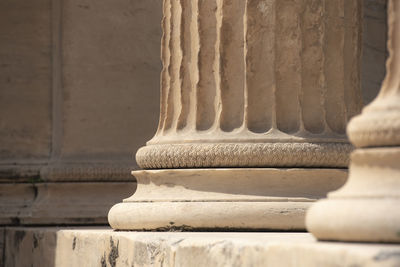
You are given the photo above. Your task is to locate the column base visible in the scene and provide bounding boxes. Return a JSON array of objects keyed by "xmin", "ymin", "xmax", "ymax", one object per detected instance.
[
  {"xmin": 306, "ymin": 147, "xmax": 400, "ymax": 243},
  {"xmin": 108, "ymin": 168, "xmax": 347, "ymax": 230}
]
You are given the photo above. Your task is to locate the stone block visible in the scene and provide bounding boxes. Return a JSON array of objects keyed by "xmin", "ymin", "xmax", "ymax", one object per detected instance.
[{"xmin": 3, "ymin": 227, "xmax": 400, "ymax": 267}]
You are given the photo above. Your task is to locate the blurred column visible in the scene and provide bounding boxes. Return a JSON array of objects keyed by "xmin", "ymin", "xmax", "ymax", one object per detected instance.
[{"xmin": 307, "ymin": 0, "xmax": 400, "ymax": 242}]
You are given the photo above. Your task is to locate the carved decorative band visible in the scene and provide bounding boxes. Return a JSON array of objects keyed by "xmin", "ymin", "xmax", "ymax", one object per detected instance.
[{"xmin": 136, "ymin": 143, "xmax": 352, "ymax": 169}]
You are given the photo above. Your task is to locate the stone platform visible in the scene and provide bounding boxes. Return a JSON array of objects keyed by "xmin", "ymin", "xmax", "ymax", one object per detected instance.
[{"xmin": 2, "ymin": 227, "xmax": 400, "ymax": 267}]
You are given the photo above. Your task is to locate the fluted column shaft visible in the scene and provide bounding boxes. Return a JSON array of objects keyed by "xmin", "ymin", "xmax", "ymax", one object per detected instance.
[
  {"xmin": 307, "ymin": 0, "xmax": 400, "ymax": 243},
  {"xmin": 137, "ymin": 0, "xmax": 363, "ymax": 169},
  {"xmin": 109, "ymin": 0, "xmax": 363, "ymax": 231}
]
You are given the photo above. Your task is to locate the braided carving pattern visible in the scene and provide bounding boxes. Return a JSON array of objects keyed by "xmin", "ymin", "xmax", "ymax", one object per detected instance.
[
  {"xmin": 136, "ymin": 143, "xmax": 353, "ymax": 169},
  {"xmin": 348, "ymin": 111, "xmax": 400, "ymax": 148}
]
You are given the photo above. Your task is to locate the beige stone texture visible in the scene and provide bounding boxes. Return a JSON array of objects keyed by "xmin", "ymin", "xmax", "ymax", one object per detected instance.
[
  {"xmin": 3, "ymin": 227, "xmax": 400, "ymax": 267},
  {"xmin": 137, "ymin": 0, "xmax": 363, "ymax": 169},
  {"xmin": 109, "ymin": 168, "xmax": 347, "ymax": 230},
  {"xmin": 42, "ymin": 0, "xmax": 162, "ymax": 179},
  {"xmin": 56, "ymin": 0, "xmax": 161, "ymax": 168},
  {"xmin": 0, "ymin": 0, "xmax": 52, "ymax": 166},
  {"xmin": 307, "ymin": 0, "xmax": 400, "ymax": 243}
]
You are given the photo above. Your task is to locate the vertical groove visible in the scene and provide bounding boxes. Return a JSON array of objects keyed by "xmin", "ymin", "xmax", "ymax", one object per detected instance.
[
  {"xmin": 320, "ymin": 0, "xmax": 329, "ymax": 132},
  {"xmin": 300, "ymin": 0, "xmax": 325, "ymax": 134},
  {"xmin": 324, "ymin": 0, "xmax": 346, "ymax": 134},
  {"xmin": 51, "ymin": 0, "xmax": 63, "ymax": 160},
  {"xmin": 343, "ymin": 0, "xmax": 363, "ymax": 123},
  {"xmin": 177, "ymin": 0, "xmax": 192, "ymax": 130},
  {"xmin": 343, "ymin": 0, "xmax": 350, "ymax": 125},
  {"xmin": 243, "ymin": 0, "xmax": 248, "ymax": 129},
  {"xmin": 164, "ymin": 0, "xmax": 183, "ymax": 131},
  {"xmin": 246, "ymin": 0, "xmax": 276, "ymax": 133},
  {"xmin": 219, "ymin": 0, "xmax": 246, "ymax": 132},
  {"xmin": 157, "ymin": 0, "xmax": 171, "ymax": 134},
  {"xmin": 275, "ymin": 0, "xmax": 301, "ymax": 134},
  {"xmin": 189, "ymin": 0, "xmax": 200, "ymax": 131},
  {"xmin": 196, "ymin": 0, "xmax": 218, "ymax": 131},
  {"xmin": 271, "ymin": 0, "xmax": 277, "ymax": 130},
  {"xmin": 213, "ymin": 0, "xmax": 223, "ymax": 129},
  {"xmin": 297, "ymin": 0, "xmax": 305, "ymax": 132}
]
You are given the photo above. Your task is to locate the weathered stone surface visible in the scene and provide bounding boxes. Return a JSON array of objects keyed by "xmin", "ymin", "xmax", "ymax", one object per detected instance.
[
  {"xmin": 0, "ymin": 182, "xmax": 135, "ymax": 225},
  {"xmin": 137, "ymin": 0, "xmax": 363, "ymax": 169},
  {"xmin": 3, "ymin": 227, "xmax": 400, "ymax": 267},
  {"xmin": 109, "ymin": 168, "xmax": 347, "ymax": 230},
  {"xmin": 4, "ymin": 227, "xmax": 57, "ymax": 267}
]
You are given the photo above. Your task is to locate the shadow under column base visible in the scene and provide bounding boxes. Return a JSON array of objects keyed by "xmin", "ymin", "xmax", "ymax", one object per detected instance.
[{"xmin": 108, "ymin": 168, "xmax": 347, "ymax": 231}]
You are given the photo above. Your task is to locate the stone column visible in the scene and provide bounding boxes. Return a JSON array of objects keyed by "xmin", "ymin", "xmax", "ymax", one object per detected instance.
[
  {"xmin": 109, "ymin": 0, "xmax": 363, "ymax": 230},
  {"xmin": 306, "ymin": 0, "xmax": 400, "ymax": 243}
]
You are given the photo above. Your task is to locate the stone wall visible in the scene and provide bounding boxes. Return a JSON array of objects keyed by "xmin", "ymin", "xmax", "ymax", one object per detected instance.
[
  {"xmin": 0, "ymin": 0, "xmax": 161, "ymax": 224},
  {"xmin": 0, "ymin": 0, "xmax": 162, "ymax": 177}
]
